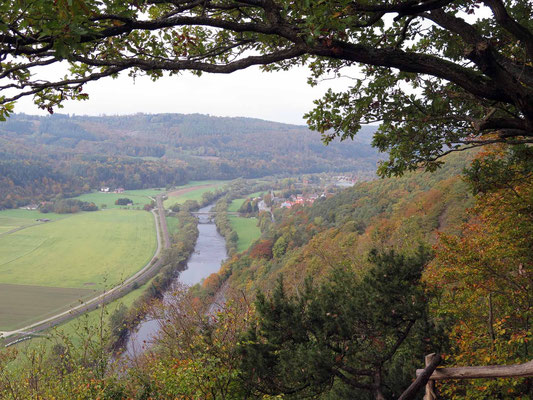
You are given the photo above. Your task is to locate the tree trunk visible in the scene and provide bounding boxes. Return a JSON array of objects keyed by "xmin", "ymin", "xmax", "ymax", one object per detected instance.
[{"xmin": 374, "ymin": 371, "xmax": 386, "ymax": 400}]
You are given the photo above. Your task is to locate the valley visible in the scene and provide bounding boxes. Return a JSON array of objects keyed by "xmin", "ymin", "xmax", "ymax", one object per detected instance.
[
  {"xmin": 0, "ymin": 181, "xmax": 227, "ymax": 335},
  {"xmin": 0, "ymin": 114, "xmax": 530, "ymax": 400},
  {"xmin": 0, "ymin": 1, "xmax": 531, "ymax": 397}
]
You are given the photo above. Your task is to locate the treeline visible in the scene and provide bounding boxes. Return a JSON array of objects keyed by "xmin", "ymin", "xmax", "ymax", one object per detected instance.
[
  {"xmin": 1, "ymin": 113, "xmax": 379, "ymax": 186},
  {"xmin": 0, "ymin": 157, "xmax": 189, "ymax": 210},
  {"xmin": 40, "ymin": 199, "xmax": 98, "ymax": 213},
  {"xmin": 0, "ymin": 112, "xmax": 381, "ymax": 209}
]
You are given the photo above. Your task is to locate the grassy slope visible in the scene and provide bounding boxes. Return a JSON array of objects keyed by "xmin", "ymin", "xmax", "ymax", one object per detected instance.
[
  {"xmin": 0, "ymin": 210, "xmax": 156, "ymax": 289},
  {"xmin": 229, "ymin": 216, "xmax": 261, "ymax": 252},
  {"xmin": 52, "ymin": 275, "xmax": 157, "ymax": 339}
]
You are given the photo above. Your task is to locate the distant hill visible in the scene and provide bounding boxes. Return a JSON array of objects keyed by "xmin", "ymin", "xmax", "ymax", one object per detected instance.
[
  {"xmin": 0, "ymin": 113, "xmax": 380, "ymax": 208},
  {"xmin": 0, "ymin": 113, "xmax": 379, "ymax": 170}
]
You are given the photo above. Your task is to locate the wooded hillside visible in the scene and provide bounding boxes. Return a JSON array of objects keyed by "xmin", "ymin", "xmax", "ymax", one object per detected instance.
[{"xmin": 0, "ymin": 113, "xmax": 378, "ymax": 209}]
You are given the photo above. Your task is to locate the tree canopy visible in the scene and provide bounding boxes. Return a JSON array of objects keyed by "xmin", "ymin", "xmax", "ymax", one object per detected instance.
[{"xmin": 1, "ymin": 0, "xmax": 531, "ymax": 175}]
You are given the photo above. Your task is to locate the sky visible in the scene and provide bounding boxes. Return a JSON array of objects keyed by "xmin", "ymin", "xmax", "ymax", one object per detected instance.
[{"xmin": 14, "ymin": 65, "xmax": 356, "ymax": 126}]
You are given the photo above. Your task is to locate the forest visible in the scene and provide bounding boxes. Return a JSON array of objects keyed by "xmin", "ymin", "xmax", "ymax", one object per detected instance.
[{"xmin": 0, "ymin": 113, "xmax": 378, "ymax": 209}]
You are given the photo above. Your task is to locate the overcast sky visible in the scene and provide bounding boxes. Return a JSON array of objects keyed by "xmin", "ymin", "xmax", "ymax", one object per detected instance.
[{"xmin": 14, "ymin": 65, "xmax": 355, "ymax": 126}]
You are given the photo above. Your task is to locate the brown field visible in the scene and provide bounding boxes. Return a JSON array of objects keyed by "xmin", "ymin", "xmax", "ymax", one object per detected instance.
[
  {"xmin": 0, "ymin": 283, "xmax": 95, "ymax": 331},
  {"xmin": 166, "ymin": 183, "xmax": 219, "ymax": 198}
]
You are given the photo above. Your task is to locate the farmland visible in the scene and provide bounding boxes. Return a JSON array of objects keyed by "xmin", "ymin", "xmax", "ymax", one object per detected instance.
[
  {"xmin": 163, "ymin": 181, "xmax": 227, "ymax": 208},
  {"xmin": 0, "ymin": 209, "xmax": 157, "ymax": 330},
  {"xmin": 229, "ymin": 216, "xmax": 261, "ymax": 252},
  {"xmin": 73, "ymin": 188, "xmax": 165, "ymax": 209},
  {"xmin": 0, "ymin": 283, "xmax": 94, "ymax": 331},
  {"xmin": 0, "ymin": 209, "xmax": 64, "ymax": 234}
]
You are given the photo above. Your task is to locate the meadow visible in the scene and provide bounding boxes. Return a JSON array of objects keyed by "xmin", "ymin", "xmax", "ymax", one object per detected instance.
[
  {"xmin": 74, "ymin": 188, "xmax": 164, "ymax": 209},
  {"xmin": 0, "ymin": 209, "xmax": 64, "ymax": 234},
  {"xmin": 0, "ymin": 209, "xmax": 157, "ymax": 330},
  {"xmin": 227, "ymin": 191, "xmax": 265, "ymax": 212},
  {"xmin": 229, "ymin": 216, "xmax": 261, "ymax": 252}
]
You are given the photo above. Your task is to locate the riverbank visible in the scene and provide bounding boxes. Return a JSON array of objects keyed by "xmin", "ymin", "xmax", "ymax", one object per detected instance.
[{"xmin": 123, "ymin": 203, "xmax": 228, "ymax": 356}]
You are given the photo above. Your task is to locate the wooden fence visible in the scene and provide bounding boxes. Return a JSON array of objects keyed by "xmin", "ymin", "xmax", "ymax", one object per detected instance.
[{"xmin": 398, "ymin": 353, "xmax": 533, "ymax": 400}]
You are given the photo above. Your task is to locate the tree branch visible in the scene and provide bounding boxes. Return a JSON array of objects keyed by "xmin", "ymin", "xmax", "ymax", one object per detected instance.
[{"xmin": 483, "ymin": 0, "xmax": 533, "ymax": 60}]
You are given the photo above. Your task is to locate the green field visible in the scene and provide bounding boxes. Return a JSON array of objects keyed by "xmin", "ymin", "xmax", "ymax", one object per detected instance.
[
  {"xmin": 0, "ymin": 209, "xmax": 64, "ymax": 234},
  {"xmin": 228, "ymin": 192, "xmax": 265, "ymax": 212},
  {"xmin": 0, "ymin": 209, "xmax": 156, "ymax": 330},
  {"xmin": 74, "ymin": 188, "xmax": 163, "ymax": 209},
  {"xmin": 229, "ymin": 216, "xmax": 261, "ymax": 252},
  {"xmin": 0, "ymin": 210, "xmax": 156, "ymax": 289},
  {"xmin": 166, "ymin": 215, "xmax": 180, "ymax": 235},
  {"xmin": 228, "ymin": 198, "xmax": 246, "ymax": 213},
  {"xmin": 163, "ymin": 181, "xmax": 227, "ymax": 208}
]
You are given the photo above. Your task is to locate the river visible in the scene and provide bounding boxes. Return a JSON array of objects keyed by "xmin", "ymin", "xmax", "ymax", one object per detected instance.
[{"xmin": 124, "ymin": 204, "xmax": 227, "ymax": 357}]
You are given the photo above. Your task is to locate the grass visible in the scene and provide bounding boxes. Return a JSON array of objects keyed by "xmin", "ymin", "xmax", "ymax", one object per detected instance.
[
  {"xmin": 227, "ymin": 191, "xmax": 265, "ymax": 213},
  {"xmin": 123, "ymin": 188, "xmax": 165, "ymax": 197},
  {"xmin": 0, "ymin": 283, "xmax": 95, "ymax": 330},
  {"xmin": 163, "ymin": 181, "xmax": 228, "ymax": 208},
  {"xmin": 51, "ymin": 275, "xmax": 157, "ymax": 339},
  {"xmin": 173, "ymin": 180, "xmax": 225, "ymax": 189},
  {"xmin": 229, "ymin": 216, "xmax": 261, "ymax": 252},
  {"xmin": 0, "ymin": 209, "xmax": 156, "ymax": 289},
  {"xmin": 166, "ymin": 215, "xmax": 180, "ymax": 236},
  {"xmin": 73, "ymin": 188, "xmax": 163, "ymax": 210},
  {"xmin": 228, "ymin": 198, "xmax": 246, "ymax": 213},
  {"xmin": 0, "ymin": 209, "xmax": 65, "ymax": 234},
  {"xmin": 8, "ymin": 276, "xmax": 158, "ymax": 365}
]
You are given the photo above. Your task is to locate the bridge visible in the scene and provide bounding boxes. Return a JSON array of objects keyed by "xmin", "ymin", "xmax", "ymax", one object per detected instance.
[{"xmin": 191, "ymin": 211, "xmax": 241, "ymax": 216}]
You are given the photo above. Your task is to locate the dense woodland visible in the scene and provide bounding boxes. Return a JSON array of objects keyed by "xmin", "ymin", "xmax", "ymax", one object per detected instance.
[
  {"xmin": 195, "ymin": 147, "xmax": 532, "ymax": 399},
  {"xmin": 0, "ymin": 113, "xmax": 378, "ymax": 209}
]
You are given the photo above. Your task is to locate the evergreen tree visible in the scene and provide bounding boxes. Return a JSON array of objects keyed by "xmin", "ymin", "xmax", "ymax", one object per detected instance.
[{"xmin": 240, "ymin": 247, "xmax": 444, "ymax": 399}]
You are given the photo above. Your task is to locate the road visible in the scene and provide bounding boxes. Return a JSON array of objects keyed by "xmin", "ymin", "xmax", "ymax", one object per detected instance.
[
  {"xmin": 1, "ymin": 195, "xmax": 170, "ymax": 346},
  {"xmin": 156, "ymin": 194, "xmax": 170, "ymax": 248}
]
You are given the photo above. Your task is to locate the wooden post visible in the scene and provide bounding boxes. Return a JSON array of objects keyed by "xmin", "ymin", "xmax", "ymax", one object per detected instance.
[
  {"xmin": 424, "ymin": 353, "xmax": 437, "ymax": 400},
  {"xmin": 398, "ymin": 353, "xmax": 441, "ymax": 400}
]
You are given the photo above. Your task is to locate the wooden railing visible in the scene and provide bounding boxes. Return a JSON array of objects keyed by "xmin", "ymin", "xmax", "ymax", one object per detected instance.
[{"xmin": 399, "ymin": 353, "xmax": 533, "ymax": 400}]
